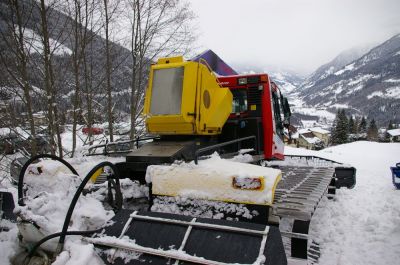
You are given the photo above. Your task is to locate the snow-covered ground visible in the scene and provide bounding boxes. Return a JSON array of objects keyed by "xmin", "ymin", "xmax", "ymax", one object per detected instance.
[
  {"xmin": 1, "ymin": 141, "xmax": 400, "ymax": 265},
  {"xmin": 286, "ymin": 142, "xmax": 400, "ymax": 265}
]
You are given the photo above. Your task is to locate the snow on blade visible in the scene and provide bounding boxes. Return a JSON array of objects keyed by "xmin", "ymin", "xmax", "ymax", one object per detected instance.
[
  {"xmin": 146, "ymin": 153, "xmax": 281, "ymax": 205},
  {"xmin": 151, "ymin": 196, "xmax": 259, "ymax": 220}
]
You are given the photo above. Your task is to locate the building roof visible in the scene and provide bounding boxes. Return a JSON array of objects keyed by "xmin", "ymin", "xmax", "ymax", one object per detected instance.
[
  {"xmin": 387, "ymin": 128, "xmax": 400, "ymax": 137},
  {"xmin": 300, "ymin": 134, "xmax": 321, "ymax": 144},
  {"xmin": 309, "ymin": 127, "xmax": 330, "ymax": 135},
  {"xmin": 298, "ymin": 128, "xmax": 311, "ymax": 134},
  {"xmin": 301, "ymin": 120, "xmax": 318, "ymax": 128}
]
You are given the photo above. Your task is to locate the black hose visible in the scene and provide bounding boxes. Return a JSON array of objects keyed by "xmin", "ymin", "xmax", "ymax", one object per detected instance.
[
  {"xmin": 107, "ymin": 178, "xmax": 123, "ymax": 211},
  {"xmin": 18, "ymin": 154, "xmax": 78, "ymax": 206},
  {"xmin": 28, "ymin": 229, "xmax": 101, "ymax": 258},
  {"xmin": 57, "ymin": 161, "xmax": 121, "ymax": 253}
]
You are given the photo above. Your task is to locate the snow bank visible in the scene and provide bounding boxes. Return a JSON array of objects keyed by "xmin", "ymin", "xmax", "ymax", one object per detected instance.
[
  {"xmin": 53, "ymin": 240, "xmax": 104, "ymax": 265},
  {"xmin": 146, "ymin": 153, "xmax": 281, "ymax": 205},
  {"xmin": 0, "ymin": 221, "xmax": 19, "ymax": 265},
  {"xmin": 14, "ymin": 159, "xmax": 115, "ymax": 251}
]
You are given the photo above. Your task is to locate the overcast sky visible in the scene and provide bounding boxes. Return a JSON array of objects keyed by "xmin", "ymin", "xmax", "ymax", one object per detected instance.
[{"xmin": 188, "ymin": 0, "xmax": 400, "ymax": 75}]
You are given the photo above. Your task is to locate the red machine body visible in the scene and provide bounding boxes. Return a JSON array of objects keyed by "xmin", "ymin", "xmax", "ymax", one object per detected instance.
[{"xmin": 218, "ymin": 74, "xmax": 286, "ymax": 160}]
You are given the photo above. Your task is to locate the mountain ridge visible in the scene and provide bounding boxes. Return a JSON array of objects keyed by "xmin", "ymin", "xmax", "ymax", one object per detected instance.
[{"xmin": 293, "ymin": 34, "xmax": 400, "ymax": 126}]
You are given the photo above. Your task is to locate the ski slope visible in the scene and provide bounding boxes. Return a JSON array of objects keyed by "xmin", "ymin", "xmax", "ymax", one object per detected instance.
[{"xmin": 1, "ymin": 141, "xmax": 399, "ymax": 265}]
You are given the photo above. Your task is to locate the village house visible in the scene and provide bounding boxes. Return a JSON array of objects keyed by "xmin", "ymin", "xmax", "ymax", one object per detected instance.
[
  {"xmin": 309, "ymin": 127, "xmax": 330, "ymax": 146},
  {"xmin": 296, "ymin": 127, "xmax": 330, "ymax": 150},
  {"xmin": 387, "ymin": 128, "xmax": 400, "ymax": 142}
]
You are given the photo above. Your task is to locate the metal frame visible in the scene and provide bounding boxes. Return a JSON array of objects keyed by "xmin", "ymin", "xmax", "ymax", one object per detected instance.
[
  {"xmin": 86, "ymin": 136, "xmax": 159, "ymax": 156},
  {"xmin": 128, "ymin": 212, "xmax": 269, "ymax": 236},
  {"xmin": 86, "ymin": 211, "xmax": 271, "ymax": 265},
  {"xmin": 85, "ymin": 238, "xmax": 245, "ymax": 265},
  {"xmin": 194, "ymin": 136, "xmax": 257, "ymax": 164}
]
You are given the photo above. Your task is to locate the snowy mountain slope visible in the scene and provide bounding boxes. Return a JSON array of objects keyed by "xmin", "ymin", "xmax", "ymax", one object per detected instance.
[
  {"xmin": 299, "ymin": 45, "xmax": 374, "ymax": 91},
  {"xmin": 295, "ymin": 34, "xmax": 400, "ymax": 125},
  {"xmin": 268, "ymin": 71, "xmax": 304, "ymax": 94}
]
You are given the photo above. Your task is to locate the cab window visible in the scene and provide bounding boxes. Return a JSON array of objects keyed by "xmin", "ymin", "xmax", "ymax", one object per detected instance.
[
  {"xmin": 231, "ymin": 90, "xmax": 247, "ymax": 113},
  {"xmin": 272, "ymin": 90, "xmax": 284, "ymax": 138},
  {"xmin": 150, "ymin": 67, "xmax": 184, "ymax": 115}
]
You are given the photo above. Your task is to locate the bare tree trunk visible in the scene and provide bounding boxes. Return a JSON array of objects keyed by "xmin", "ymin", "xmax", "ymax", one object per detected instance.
[
  {"xmin": 71, "ymin": 28, "xmax": 81, "ymax": 156},
  {"xmin": 71, "ymin": 0, "xmax": 85, "ymax": 157},
  {"xmin": 38, "ymin": 0, "xmax": 57, "ymax": 155},
  {"xmin": 129, "ymin": 0, "xmax": 139, "ymax": 140},
  {"xmin": 103, "ymin": 0, "xmax": 114, "ymax": 142},
  {"xmin": 54, "ymin": 105, "xmax": 63, "ymax": 157},
  {"xmin": 129, "ymin": 52, "xmax": 137, "ymax": 140},
  {"xmin": 38, "ymin": 0, "xmax": 66, "ymax": 157}
]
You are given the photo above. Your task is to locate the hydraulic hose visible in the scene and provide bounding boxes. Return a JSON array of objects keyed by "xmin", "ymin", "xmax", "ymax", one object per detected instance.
[
  {"xmin": 18, "ymin": 154, "xmax": 78, "ymax": 206},
  {"xmin": 107, "ymin": 178, "xmax": 123, "ymax": 211},
  {"xmin": 28, "ymin": 229, "xmax": 101, "ymax": 258},
  {"xmin": 56, "ymin": 161, "xmax": 121, "ymax": 254}
]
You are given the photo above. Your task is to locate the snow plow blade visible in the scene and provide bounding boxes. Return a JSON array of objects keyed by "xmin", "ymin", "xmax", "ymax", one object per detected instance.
[
  {"xmin": 86, "ymin": 210, "xmax": 287, "ymax": 265},
  {"xmin": 146, "ymin": 156, "xmax": 282, "ymax": 206}
]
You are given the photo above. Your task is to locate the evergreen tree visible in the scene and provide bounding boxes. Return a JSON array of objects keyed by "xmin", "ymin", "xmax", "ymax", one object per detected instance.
[
  {"xmin": 359, "ymin": 116, "xmax": 367, "ymax": 133},
  {"xmin": 354, "ymin": 116, "xmax": 361, "ymax": 133},
  {"xmin": 348, "ymin": 116, "xmax": 356, "ymax": 134},
  {"xmin": 367, "ymin": 119, "xmax": 379, "ymax": 141},
  {"xmin": 331, "ymin": 109, "xmax": 349, "ymax": 145},
  {"xmin": 385, "ymin": 120, "xmax": 394, "ymax": 141},
  {"xmin": 330, "ymin": 109, "xmax": 339, "ymax": 145},
  {"xmin": 337, "ymin": 109, "xmax": 349, "ymax": 144}
]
